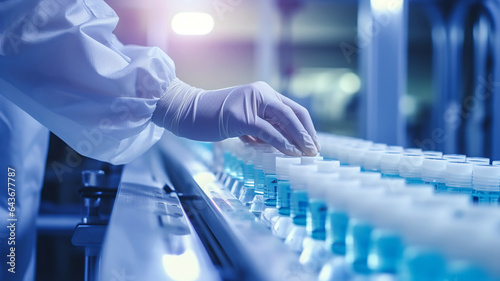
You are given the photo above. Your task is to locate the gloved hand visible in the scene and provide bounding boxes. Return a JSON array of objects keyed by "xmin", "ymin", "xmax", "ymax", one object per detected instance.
[{"xmin": 153, "ymin": 79, "xmax": 320, "ymax": 156}]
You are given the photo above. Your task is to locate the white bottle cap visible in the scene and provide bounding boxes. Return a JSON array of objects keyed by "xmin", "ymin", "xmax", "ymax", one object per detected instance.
[
  {"xmin": 443, "ymin": 154, "xmax": 467, "ymax": 161},
  {"xmin": 399, "ymin": 154, "xmax": 424, "ymax": 178},
  {"xmin": 348, "ymin": 146, "xmax": 367, "ymax": 166},
  {"xmin": 356, "ymin": 172, "xmax": 382, "ymax": 186},
  {"xmin": 315, "ymin": 160, "xmax": 340, "ymax": 173},
  {"xmin": 307, "ymin": 172, "xmax": 339, "ymax": 198},
  {"xmin": 262, "ymin": 152, "xmax": 283, "ymax": 174},
  {"xmin": 363, "ymin": 148, "xmax": 385, "ymax": 172},
  {"xmin": 367, "ymin": 196, "xmax": 412, "ymax": 229},
  {"xmin": 253, "ymin": 146, "xmax": 274, "ymax": 169},
  {"xmin": 386, "ymin": 146, "xmax": 404, "ymax": 152},
  {"xmin": 404, "ymin": 148, "xmax": 423, "ymax": 154},
  {"xmin": 240, "ymin": 144, "xmax": 257, "ymax": 164},
  {"xmin": 325, "ymin": 180, "xmax": 361, "ymax": 209},
  {"xmin": 386, "ymin": 184, "xmax": 435, "ymax": 198},
  {"xmin": 466, "ymin": 157, "xmax": 490, "ymax": 166},
  {"xmin": 334, "ymin": 165, "xmax": 361, "ymax": 179},
  {"xmin": 371, "ymin": 143, "xmax": 388, "ymax": 149},
  {"xmin": 473, "ymin": 165, "xmax": 500, "ymax": 191},
  {"xmin": 397, "ymin": 206, "xmax": 450, "ymax": 246},
  {"xmin": 290, "ymin": 164, "xmax": 319, "ymax": 190},
  {"xmin": 380, "ymin": 178, "xmax": 407, "ymax": 191},
  {"xmin": 411, "ymin": 194, "xmax": 471, "ymax": 209},
  {"xmin": 301, "ymin": 155, "xmax": 323, "ymax": 165},
  {"xmin": 380, "ymin": 152, "xmax": 402, "ymax": 175},
  {"xmin": 493, "ymin": 161, "xmax": 500, "ymax": 166},
  {"xmin": 421, "ymin": 158, "xmax": 447, "ymax": 183},
  {"xmin": 445, "ymin": 161, "xmax": 473, "ymax": 188},
  {"xmin": 422, "ymin": 151, "xmax": 443, "ymax": 158},
  {"xmin": 345, "ymin": 188, "xmax": 386, "ymax": 220},
  {"xmin": 275, "ymin": 156, "xmax": 301, "ymax": 180}
]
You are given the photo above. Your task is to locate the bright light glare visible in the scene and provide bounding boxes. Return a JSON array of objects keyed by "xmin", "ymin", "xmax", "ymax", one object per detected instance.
[
  {"xmin": 371, "ymin": 0, "xmax": 403, "ymax": 12},
  {"xmin": 399, "ymin": 94, "xmax": 417, "ymax": 117},
  {"xmin": 162, "ymin": 250, "xmax": 201, "ymax": 281},
  {"xmin": 172, "ymin": 13, "xmax": 214, "ymax": 35},
  {"xmin": 339, "ymin": 72, "xmax": 361, "ymax": 95}
]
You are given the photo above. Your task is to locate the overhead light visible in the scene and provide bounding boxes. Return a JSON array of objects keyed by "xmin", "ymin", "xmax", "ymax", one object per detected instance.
[
  {"xmin": 171, "ymin": 12, "xmax": 214, "ymax": 35},
  {"xmin": 371, "ymin": 0, "xmax": 403, "ymax": 12},
  {"xmin": 339, "ymin": 72, "xmax": 361, "ymax": 95}
]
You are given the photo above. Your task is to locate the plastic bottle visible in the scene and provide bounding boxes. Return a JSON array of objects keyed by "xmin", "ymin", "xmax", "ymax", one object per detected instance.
[
  {"xmin": 344, "ymin": 188, "xmax": 386, "ymax": 275},
  {"xmin": 399, "ymin": 154, "xmax": 425, "ymax": 184},
  {"xmin": 445, "ymin": 161, "xmax": 473, "ymax": 195},
  {"xmin": 441, "ymin": 206, "xmax": 500, "ymax": 281},
  {"xmin": 238, "ymin": 145, "xmax": 257, "ymax": 206},
  {"xmin": 334, "ymin": 165, "xmax": 361, "ymax": 180},
  {"xmin": 324, "ymin": 180, "xmax": 361, "ymax": 256},
  {"xmin": 363, "ymin": 148, "xmax": 385, "ymax": 172},
  {"xmin": 472, "ymin": 165, "xmax": 500, "ymax": 205},
  {"xmin": 259, "ymin": 152, "xmax": 283, "ymax": 227},
  {"xmin": 273, "ymin": 160, "xmax": 312, "ymax": 239},
  {"xmin": 249, "ymin": 146, "xmax": 274, "ymax": 215},
  {"xmin": 380, "ymin": 152, "xmax": 402, "ymax": 179},
  {"xmin": 284, "ymin": 164, "xmax": 321, "ymax": 251},
  {"xmin": 398, "ymin": 196, "xmax": 471, "ymax": 281},
  {"xmin": 397, "ymin": 207, "xmax": 452, "ymax": 281},
  {"xmin": 275, "ymin": 157, "xmax": 302, "ymax": 216},
  {"xmin": 421, "ymin": 158, "xmax": 447, "ymax": 192},
  {"xmin": 348, "ymin": 146, "xmax": 368, "ymax": 168},
  {"xmin": 367, "ymin": 188, "xmax": 435, "ymax": 275},
  {"xmin": 299, "ymin": 173, "xmax": 343, "ymax": 273}
]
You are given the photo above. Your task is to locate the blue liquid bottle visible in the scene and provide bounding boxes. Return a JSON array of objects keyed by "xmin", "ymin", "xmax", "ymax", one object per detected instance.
[
  {"xmin": 445, "ymin": 161, "xmax": 473, "ymax": 195},
  {"xmin": 249, "ymin": 146, "xmax": 274, "ymax": 215},
  {"xmin": 286, "ymin": 159, "xmax": 340, "ymax": 252},
  {"xmin": 259, "ymin": 152, "xmax": 283, "ymax": 228},
  {"xmin": 238, "ymin": 145, "xmax": 256, "ymax": 206},
  {"xmin": 398, "ymin": 154, "xmax": 425, "ymax": 184},
  {"xmin": 272, "ymin": 156, "xmax": 302, "ymax": 239},
  {"xmin": 472, "ymin": 165, "xmax": 500, "ymax": 206},
  {"xmin": 299, "ymin": 173, "xmax": 342, "ymax": 273},
  {"xmin": 344, "ymin": 188, "xmax": 386, "ymax": 275},
  {"xmin": 421, "ymin": 158, "xmax": 447, "ymax": 192},
  {"xmin": 442, "ymin": 206, "xmax": 500, "ymax": 281},
  {"xmin": 283, "ymin": 164, "xmax": 318, "ymax": 250}
]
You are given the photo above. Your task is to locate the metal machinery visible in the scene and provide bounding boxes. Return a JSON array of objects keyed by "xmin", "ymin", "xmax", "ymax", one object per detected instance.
[{"xmin": 91, "ymin": 133, "xmax": 313, "ymax": 281}]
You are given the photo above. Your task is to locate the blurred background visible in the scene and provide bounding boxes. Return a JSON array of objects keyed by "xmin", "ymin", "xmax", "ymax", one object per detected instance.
[{"xmin": 36, "ymin": 0, "xmax": 499, "ymax": 280}]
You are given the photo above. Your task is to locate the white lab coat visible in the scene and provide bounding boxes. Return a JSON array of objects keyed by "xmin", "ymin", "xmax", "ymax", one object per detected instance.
[
  {"xmin": 0, "ymin": 0, "xmax": 177, "ymax": 280},
  {"xmin": 0, "ymin": 0, "xmax": 175, "ymax": 165}
]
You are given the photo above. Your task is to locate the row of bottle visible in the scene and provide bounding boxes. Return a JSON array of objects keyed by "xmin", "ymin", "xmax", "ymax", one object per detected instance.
[
  {"xmin": 214, "ymin": 135, "xmax": 500, "ymax": 281},
  {"xmin": 318, "ymin": 134, "xmax": 500, "ymax": 205}
]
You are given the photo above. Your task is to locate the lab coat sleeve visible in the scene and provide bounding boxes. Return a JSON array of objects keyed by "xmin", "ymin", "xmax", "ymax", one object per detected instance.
[{"xmin": 0, "ymin": 0, "xmax": 175, "ymax": 165}]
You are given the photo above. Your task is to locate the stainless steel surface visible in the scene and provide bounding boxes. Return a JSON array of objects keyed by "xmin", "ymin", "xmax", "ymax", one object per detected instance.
[
  {"xmin": 158, "ymin": 134, "xmax": 316, "ymax": 281},
  {"xmin": 99, "ymin": 149, "xmax": 220, "ymax": 281}
]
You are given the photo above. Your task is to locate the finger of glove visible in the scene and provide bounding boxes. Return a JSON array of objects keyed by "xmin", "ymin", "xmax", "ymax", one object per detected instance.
[
  {"xmin": 239, "ymin": 135, "xmax": 265, "ymax": 144},
  {"xmin": 248, "ymin": 117, "xmax": 302, "ymax": 156},
  {"xmin": 280, "ymin": 95, "xmax": 321, "ymax": 151},
  {"xmin": 264, "ymin": 102, "xmax": 318, "ymax": 156}
]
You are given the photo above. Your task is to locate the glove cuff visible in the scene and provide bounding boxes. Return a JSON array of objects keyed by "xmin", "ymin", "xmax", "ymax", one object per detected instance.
[{"xmin": 152, "ymin": 78, "xmax": 205, "ymax": 135}]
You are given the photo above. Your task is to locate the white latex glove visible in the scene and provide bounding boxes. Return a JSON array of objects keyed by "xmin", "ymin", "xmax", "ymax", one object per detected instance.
[{"xmin": 153, "ymin": 79, "xmax": 320, "ymax": 156}]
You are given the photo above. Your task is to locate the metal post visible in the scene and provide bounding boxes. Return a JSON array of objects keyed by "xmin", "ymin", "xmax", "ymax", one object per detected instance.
[
  {"xmin": 255, "ymin": 0, "xmax": 278, "ymax": 85},
  {"xmin": 358, "ymin": 0, "xmax": 408, "ymax": 146}
]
